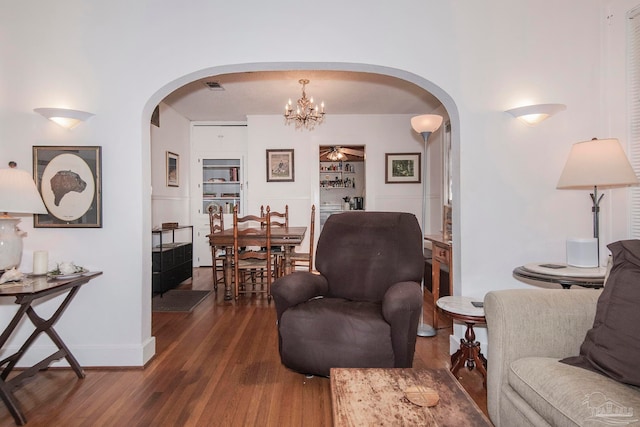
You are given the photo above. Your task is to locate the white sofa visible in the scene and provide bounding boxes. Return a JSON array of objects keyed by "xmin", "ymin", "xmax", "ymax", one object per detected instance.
[{"xmin": 484, "ymin": 289, "xmax": 640, "ymax": 427}]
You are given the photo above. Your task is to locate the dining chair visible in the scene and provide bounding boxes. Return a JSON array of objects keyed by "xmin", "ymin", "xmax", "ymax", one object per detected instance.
[
  {"xmin": 208, "ymin": 204, "xmax": 225, "ymax": 291},
  {"xmin": 233, "ymin": 205, "xmax": 274, "ymax": 301},
  {"xmin": 289, "ymin": 204, "xmax": 315, "ymax": 272},
  {"xmin": 261, "ymin": 204, "xmax": 288, "ymax": 277}
]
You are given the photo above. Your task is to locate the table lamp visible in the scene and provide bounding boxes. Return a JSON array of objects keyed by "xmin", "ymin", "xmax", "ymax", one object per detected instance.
[
  {"xmin": 557, "ymin": 138, "xmax": 639, "ymax": 265},
  {"xmin": 0, "ymin": 167, "xmax": 48, "ymax": 272}
]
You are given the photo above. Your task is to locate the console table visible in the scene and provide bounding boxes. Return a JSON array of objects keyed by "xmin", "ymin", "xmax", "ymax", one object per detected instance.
[
  {"xmin": 424, "ymin": 234, "xmax": 452, "ymax": 329},
  {"xmin": 152, "ymin": 226, "xmax": 193, "ymax": 295},
  {"xmin": 0, "ymin": 271, "xmax": 102, "ymax": 425}
]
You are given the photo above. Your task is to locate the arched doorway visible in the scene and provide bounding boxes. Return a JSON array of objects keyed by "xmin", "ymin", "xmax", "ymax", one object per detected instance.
[{"xmin": 142, "ymin": 62, "xmax": 460, "ymax": 330}]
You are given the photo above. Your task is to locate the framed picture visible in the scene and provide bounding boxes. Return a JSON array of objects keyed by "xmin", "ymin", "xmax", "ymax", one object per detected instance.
[
  {"xmin": 385, "ymin": 153, "xmax": 421, "ymax": 183},
  {"xmin": 166, "ymin": 151, "xmax": 179, "ymax": 187},
  {"xmin": 443, "ymin": 204, "xmax": 452, "ymax": 242},
  {"xmin": 33, "ymin": 146, "xmax": 102, "ymax": 228},
  {"xmin": 266, "ymin": 149, "xmax": 294, "ymax": 182}
]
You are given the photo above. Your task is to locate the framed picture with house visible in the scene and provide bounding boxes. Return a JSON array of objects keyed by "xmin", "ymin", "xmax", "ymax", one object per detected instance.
[{"xmin": 266, "ymin": 149, "xmax": 294, "ymax": 182}]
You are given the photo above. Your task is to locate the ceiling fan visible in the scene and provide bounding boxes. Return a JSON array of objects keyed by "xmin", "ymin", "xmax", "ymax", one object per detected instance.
[{"xmin": 320, "ymin": 146, "xmax": 365, "ymax": 161}]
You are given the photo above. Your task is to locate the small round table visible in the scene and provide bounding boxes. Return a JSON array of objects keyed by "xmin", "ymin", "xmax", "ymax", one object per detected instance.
[
  {"xmin": 436, "ymin": 296, "xmax": 487, "ymax": 388},
  {"xmin": 513, "ymin": 263, "xmax": 605, "ymax": 289}
]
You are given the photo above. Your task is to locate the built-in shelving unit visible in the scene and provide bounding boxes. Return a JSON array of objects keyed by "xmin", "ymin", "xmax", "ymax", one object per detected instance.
[
  {"xmin": 320, "ymin": 162, "xmax": 357, "ymax": 189},
  {"xmin": 201, "ymin": 159, "xmax": 242, "ymax": 214}
]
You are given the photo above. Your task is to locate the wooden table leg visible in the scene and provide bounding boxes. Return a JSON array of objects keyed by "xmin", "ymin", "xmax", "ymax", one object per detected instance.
[
  {"xmin": 223, "ymin": 247, "xmax": 233, "ymax": 301},
  {"xmin": 449, "ymin": 321, "xmax": 487, "ymax": 388},
  {"xmin": 283, "ymin": 245, "xmax": 293, "ymax": 276}
]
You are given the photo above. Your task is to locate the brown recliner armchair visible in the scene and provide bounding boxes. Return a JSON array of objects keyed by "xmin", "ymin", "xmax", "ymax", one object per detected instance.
[{"xmin": 271, "ymin": 211, "xmax": 424, "ymax": 377}]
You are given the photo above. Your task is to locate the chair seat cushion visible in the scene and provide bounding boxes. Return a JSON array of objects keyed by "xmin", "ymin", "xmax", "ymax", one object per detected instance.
[
  {"xmin": 279, "ymin": 297, "xmax": 394, "ymax": 376},
  {"xmin": 508, "ymin": 357, "xmax": 640, "ymax": 426}
]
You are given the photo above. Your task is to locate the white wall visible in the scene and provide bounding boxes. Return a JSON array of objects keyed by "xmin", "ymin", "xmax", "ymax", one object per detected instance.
[
  {"xmin": 151, "ymin": 103, "xmax": 191, "ymax": 228},
  {"xmin": 0, "ymin": 0, "xmax": 637, "ymax": 367}
]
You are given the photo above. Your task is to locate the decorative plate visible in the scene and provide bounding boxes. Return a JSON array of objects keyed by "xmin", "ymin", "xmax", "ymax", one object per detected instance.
[{"xmin": 48, "ymin": 268, "xmax": 88, "ymax": 280}]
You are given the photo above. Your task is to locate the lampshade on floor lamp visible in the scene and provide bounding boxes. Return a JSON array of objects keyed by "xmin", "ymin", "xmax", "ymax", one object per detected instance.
[
  {"xmin": 411, "ymin": 114, "xmax": 444, "ymax": 337},
  {"xmin": 0, "ymin": 168, "xmax": 48, "ymax": 271},
  {"xmin": 557, "ymin": 138, "xmax": 639, "ymax": 265}
]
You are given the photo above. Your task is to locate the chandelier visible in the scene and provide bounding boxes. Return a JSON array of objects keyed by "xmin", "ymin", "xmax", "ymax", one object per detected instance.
[{"xmin": 284, "ymin": 79, "xmax": 325, "ymax": 130}]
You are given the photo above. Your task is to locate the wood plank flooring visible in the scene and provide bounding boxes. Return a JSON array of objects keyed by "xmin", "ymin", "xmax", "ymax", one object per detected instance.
[{"xmin": 0, "ymin": 268, "xmax": 488, "ymax": 426}]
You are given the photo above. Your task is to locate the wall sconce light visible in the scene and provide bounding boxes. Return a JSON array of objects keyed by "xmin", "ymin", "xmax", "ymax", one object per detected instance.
[
  {"xmin": 33, "ymin": 107, "xmax": 94, "ymax": 129},
  {"xmin": 505, "ymin": 103, "xmax": 566, "ymax": 126}
]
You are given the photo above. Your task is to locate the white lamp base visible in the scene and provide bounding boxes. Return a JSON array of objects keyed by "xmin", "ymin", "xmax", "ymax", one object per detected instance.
[
  {"xmin": 417, "ymin": 324, "xmax": 437, "ymax": 337},
  {"xmin": 0, "ymin": 217, "xmax": 24, "ymax": 271}
]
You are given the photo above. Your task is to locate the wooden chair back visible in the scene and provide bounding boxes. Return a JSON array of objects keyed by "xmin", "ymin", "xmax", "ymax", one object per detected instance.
[
  {"xmin": 261, "ymin": 204, "xmax": 288, "ymax": 228},
  {"xmin": 307, "ymin": 204, "xmax": 316, "ymax": 271},
  {"xmin": 290, "ymin": 204, "xmax": 316, "ymax": 272},
  {"xmin": 208, "ymin": 204, "xmax": 225, "ymax": 290},
  {"xmin": 233, "ymin": 205, "xmax": 272, "ymax": 300}
]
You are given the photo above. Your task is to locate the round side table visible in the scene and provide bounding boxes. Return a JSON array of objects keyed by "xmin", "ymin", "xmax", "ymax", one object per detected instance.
[{"xmin": 436, "ymin": 296, "xmax": 487, "ymax": 388}]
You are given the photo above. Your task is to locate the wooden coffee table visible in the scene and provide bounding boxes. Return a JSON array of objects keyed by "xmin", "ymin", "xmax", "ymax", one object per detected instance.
[{"xmin": 330, "ymin": 367, "xmax": 491, "ymax": 426}]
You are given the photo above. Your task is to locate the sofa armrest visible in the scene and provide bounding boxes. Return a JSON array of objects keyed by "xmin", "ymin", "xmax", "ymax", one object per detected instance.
[
  {"xmin": 382, "ymin": 281, "xmax": 423, "ymax": 368},
  {"xmin": 484, "ymin": 289, "xmax": 601, "ymax": 425},
  {"xmin": 271, "ymin": 271, "xmax": 329, "ymax": 321}
]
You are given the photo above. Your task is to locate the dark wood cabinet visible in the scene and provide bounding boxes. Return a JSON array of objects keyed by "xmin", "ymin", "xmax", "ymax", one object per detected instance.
[{"xmin": 152, "ymin": 226, "xmax": 193, "ymax": 294}]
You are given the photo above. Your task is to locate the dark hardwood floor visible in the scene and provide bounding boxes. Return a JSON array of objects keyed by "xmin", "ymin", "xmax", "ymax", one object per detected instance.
[{"xmin": 0, "ymin": 268, "xmax": 488, "ymax": 426}]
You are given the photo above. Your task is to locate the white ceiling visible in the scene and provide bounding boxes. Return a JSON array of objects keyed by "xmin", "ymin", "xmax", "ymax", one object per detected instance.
[{"xmin": 162, "ymin": 70, "xmax": 442, "ymax": 122}]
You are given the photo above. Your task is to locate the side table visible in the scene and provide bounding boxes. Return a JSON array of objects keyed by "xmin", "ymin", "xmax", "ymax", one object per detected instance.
[
  {"xmin": 0, "ymin": 271, "xmax": 102, "ymax": 425},
  {"xmin": 436, "ymin": 295, "xmax": 487, "ymax": 388},
  {"xmin": 513, "ymin": 263, "xmax": 605, "ymax": 289}
]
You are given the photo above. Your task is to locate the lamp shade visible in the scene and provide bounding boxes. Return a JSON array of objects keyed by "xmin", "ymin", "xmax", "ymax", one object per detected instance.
[
  {"xmin": 0, "ymin": 168, "xmax": 47, "ymax": 214},
  {"xmin": 411, "ymin": 114, "xmax": 444, "ymax": 134},
  {"xmin": 557, "ymin": 138, "xmax": 639, "ymax": 189}
]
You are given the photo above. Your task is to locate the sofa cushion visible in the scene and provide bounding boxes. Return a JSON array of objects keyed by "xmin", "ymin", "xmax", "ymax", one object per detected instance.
[
  {"xmin": 509, "ymin": 357, "xmax": 640, "ymax": 427},
  {"xmin": 561, "ymin": 240, "xmax": 640, "ymax": 387}
]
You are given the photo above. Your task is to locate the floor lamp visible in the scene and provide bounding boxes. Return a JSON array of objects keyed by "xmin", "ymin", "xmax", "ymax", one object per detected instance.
[
  {"xmin": 411, "ymin": 114, "xmax": 444, "ymax": 337},
  {"xmin": 557, "ymin": 138, "xmax": 639, "ymax": 266}
]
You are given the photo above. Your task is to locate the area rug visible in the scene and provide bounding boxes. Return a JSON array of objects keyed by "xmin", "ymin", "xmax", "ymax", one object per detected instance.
[{"xmin": 152, "ymin": 290, "xmax": 211, "ymax": 312}]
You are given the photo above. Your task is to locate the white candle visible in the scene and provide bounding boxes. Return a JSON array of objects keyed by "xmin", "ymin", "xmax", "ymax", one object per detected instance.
[{"xmin": 33, "ymin": 251, "xmax": 48, "ymax": 275}]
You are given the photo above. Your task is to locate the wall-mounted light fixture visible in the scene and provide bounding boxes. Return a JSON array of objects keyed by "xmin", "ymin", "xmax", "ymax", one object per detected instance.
[
  {"xmin": 505, "ymin": 103, "xmax": 566, "ymax": 126},
  {"xmin": 33, "ymin": 107, "xmax": 94, "ymax": 129}
]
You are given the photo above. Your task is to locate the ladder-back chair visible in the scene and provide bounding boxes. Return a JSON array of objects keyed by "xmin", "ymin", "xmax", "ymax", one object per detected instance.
[
  {"xmin": 233, "ymin": 205, "xmax": 274, "ymax": 301},
  {"xmin": 208, "ymin": 204, "xmax": 225, "ymax": 291}
]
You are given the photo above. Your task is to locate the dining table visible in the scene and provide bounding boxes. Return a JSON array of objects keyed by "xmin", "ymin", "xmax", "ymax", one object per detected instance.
[{"xmin": 208, "ymin": 226, "xmax": 307, "ymax": 300}]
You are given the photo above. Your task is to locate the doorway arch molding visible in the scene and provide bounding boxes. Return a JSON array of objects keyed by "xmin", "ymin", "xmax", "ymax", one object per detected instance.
[{"xmin": 142, "ymin": 60, "xmax": 461, "ymax": 294}]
